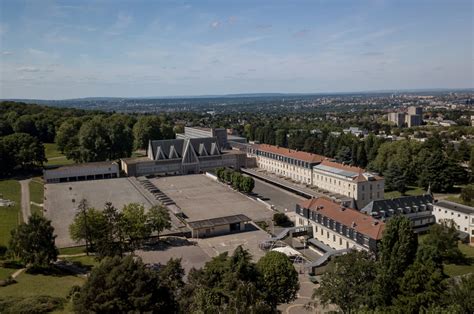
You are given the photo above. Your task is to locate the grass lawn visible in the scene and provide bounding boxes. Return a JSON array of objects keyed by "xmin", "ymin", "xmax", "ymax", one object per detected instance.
[
  {"xmin": 63, "ymin": 255, "xmax": 99, "ymax": 268},
  {"xmin": 59, "ymin": 246, "xmax": 87, "ymax": 255},
  {"xmin": 384, "ymin": 186, "xmax": 426, "ymax": 199},
  {"xmin": 444, "ymin": 242, "xmax": 474, "ymax": 277},
  {"xmin": 29, "ymin": 178, "xmax": 44, "ymax": 216},
  {"xmin": 0, "ymin": 272, "xmax": 85, "ymax": 298},
  {"xmin": 445, "ymin": 195, "xmax": 473, "ymax": 207},
  {"xmin": 0, "ymin": 267, "xmax": 16, "ymax": 280},
  {"xmin": 44, "ymin": 143, "xmax": 76, "ymax": 167},
  {"xmin": 0, "ymin": 180, "xmax": 21, "ymax": 247}
]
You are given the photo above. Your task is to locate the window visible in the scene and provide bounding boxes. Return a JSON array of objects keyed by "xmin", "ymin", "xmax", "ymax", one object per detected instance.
[
  {"xmin": 333, "ymin": 235, "xmax": 336, "ymax": 241},
  {"xmin": 339, "ymin": 238, "xmax": 342, "ymax": 245},
  {"xmin": 327, "ymin": 231, "xmax": 330, "ymax": 238},
  {"xmin": 458, "ymin": 214, "xmax": 460, "ymax": 217}
]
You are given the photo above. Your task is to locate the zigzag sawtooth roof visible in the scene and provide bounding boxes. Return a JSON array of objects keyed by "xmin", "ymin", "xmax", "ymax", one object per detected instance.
[
  {"xmin": 299, "ymin": 197, "xmax": 385, "ymax": 240},
  {"xmin": 149, "ymin": 137, "xmax": 221, "ymax": 160},
  {"xmin": 361, "ymin": 194, "xmax": 434, "ymax": 215},
  {"xmin": 256, "ymin": 144, "xmax": 325, "ymax": 164}
]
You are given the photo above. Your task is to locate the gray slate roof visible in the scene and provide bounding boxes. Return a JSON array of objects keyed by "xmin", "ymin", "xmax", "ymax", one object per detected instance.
[
  {"xmin": 434, "ymin": 200, "xmax": 474, "ymax": 215},
  {"xmin": 149, "ymin": 137, "xmax": 221, "ymax": 162},
  {"xmin": 361, "ymin": 194, "xmax": 434, "ymax": 218}
]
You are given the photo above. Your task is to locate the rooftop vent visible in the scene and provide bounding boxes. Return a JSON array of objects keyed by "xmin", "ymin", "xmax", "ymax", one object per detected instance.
[{"xmin": 351, "ymin": 221, "xmax": 356, "ymax": 228}]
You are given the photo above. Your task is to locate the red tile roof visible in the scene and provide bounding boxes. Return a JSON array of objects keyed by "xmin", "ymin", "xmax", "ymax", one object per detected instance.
[
  {"xmin": 257, "ymin": 144, "xmax": 325, "ymax": 163},
  {"xmin": 299, "ymin": 197, "xmax": 385, "ymax": 240}
]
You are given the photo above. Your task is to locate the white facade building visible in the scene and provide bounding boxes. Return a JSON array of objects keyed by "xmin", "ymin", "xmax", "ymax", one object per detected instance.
[{"xmin": 433, "ymin": 200, "xmax": 474, "ymax": 246}]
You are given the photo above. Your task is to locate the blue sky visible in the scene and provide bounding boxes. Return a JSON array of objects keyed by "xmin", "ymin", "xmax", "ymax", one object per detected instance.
[{"xmin": 0, "ymin": 0, "xmax": 472, "ymax": 99}]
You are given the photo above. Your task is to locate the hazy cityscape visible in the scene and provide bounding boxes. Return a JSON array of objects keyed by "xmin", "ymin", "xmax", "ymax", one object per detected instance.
[{"xmin": 0, "ymin": 1, "xmax": 473, "ymax": 313}]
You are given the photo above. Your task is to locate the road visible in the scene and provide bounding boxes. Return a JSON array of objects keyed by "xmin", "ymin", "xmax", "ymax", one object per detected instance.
[
  {"xmin": 251, "ymin": 177, "xmax": 306, "ymax": 213},
  {"xmin": 19, "ymin": 179, "xmax": 31, "ymax": 222}
]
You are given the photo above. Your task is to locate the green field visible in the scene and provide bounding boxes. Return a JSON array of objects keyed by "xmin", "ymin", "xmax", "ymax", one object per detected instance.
[
  {"xmin": 59, "ymin": 246, "xmax": 87, "ymax": 256},
  {"xmin": 44, "ymin": 143, "xmax": 75, "ymax": 167},
  {"xmin": 384, "ymin": 186, "xmax": 426, "ymax": 199},
  {"xmin": 0, "ymin": 267, "xmax": 16, "ymax": 280},
  {"xmin": 0, "ymin": 272, "xmax": 85, "ymax": 298},
  {"xmin": 444, "ymin": 242, "xmax": 474, "ymax": 277},
  {"xmin": 0, "ymin": 180, "xmax": 21, "ymax": 247},
  {"xmin": 29, "ymin": 178, "xmax": 44, "ymax": 216}
]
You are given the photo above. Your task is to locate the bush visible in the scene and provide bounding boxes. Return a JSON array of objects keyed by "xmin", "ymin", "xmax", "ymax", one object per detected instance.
[
  {"xmin": 0, "ymin": 296, "xmax": 65, "ymax": 313},
  {"xmin": 0, "ymin": 245, "xmax": 7, "ymax": 259},
  {"xmin": 273, "ymin": 213, "xmax": 291, "ymax": 227}
]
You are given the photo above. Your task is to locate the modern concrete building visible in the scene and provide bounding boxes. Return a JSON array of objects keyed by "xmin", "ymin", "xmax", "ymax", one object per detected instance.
[
  {"xmin": 388, "ymin": 112, "xmax": 406, "ymax": 127},
  {"xmin": 313, "ymin": 160, "xmax": 384, "ymax": 209},
  {"xmin": 121, "ymin": 137, "xmax": 246, "ymax": 177},
  {"xmin": 43, "ymin": 161, "xmax": 119, "ymax": 183},
  {"xmin": 408, "ymin": 106, "xmax": 423, "ymax": 116},
  {"xmin": 248, "ymin": 144, "xmax": 325, "ymax": 185},
  {"xmin": 406, "ymin": 114, "xmax": 422, "ymax": 127},
  {"xmin": 361, "ymin": 194, "xmax": 435, "ymax": 233},
  {"xmin": 433, "ymin": 200, "xmax": 474, "ymax": 245},
  {"xmin": 295, "ymin": 197, "xmax": 385, "ymax": 253},
  {"xmin": 176, "ymin": 126, "xmax": 247, "ymax": 149}
]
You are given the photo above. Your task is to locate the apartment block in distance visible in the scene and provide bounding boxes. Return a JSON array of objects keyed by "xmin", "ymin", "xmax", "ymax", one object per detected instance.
[{"xmin": 295, "ymin": 197, "xmax": 385, "ymax": 253}]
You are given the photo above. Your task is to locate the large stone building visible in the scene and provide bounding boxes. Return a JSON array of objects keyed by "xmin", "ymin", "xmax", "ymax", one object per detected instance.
[
  {"xmin": 388, "ymin": 112, "xmax": 406, "ymax": 127},
  {"xmin": 244, "ymin": 143, "xmax": 384, "ymax": 209},
  {"xmin": 295, "ymin": 197, "xmax": 385, "ymax": 253},
  {"xmin": 360, "ymin": 194, "xmax": 435, "ymax": 232},
  {"xmin": 121, "ymin": 137, "xmax": 246, "ymax": 177},
  {"xmin": 248, "ymin": 144, "xmax": 324, "ymax": 185},
  {"xmin": 313, "ymin": 160, "xmax": 384, "ymax": 209},
  {"xmin": 432, "ymin": 200, "xmax": 474, "ymax": 245}
]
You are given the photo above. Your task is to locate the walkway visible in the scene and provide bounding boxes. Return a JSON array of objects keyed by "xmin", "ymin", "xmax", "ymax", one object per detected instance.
[{"xmin": 19, "ymin": 179, "xmax": 31, "ymax": 222}]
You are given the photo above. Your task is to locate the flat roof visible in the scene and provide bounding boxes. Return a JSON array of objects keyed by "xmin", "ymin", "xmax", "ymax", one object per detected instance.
[
  {"xmin": 435, "ymin": 200, "xmax": 474, "ymax": 215},
  {"xmin": 187, "ymin": 214, "xmax": 250, "ymax": 229},
  {"xmin": 44, "ymin": 161, "xmax": 117, "ymax": 173}
]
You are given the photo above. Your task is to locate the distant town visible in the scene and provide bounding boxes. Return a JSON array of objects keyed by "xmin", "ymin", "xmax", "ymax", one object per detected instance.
[{"xmin": 0, "ymin": 90, "xmax": 473, "ymax": 312}]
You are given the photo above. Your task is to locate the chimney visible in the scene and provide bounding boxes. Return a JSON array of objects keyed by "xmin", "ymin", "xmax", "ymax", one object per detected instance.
[
  {"xmin": 372, "ymin": 221, "xmax": 379, "ymax": 226},
  {"xmin": 351, "ymin": 221, "xmax": 356, "ymax": 228}
]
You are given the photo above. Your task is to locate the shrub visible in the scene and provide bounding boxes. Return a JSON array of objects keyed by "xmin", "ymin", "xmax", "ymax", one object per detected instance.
[
  {"xmin": 0, "ymin": 296, "xmax": 65, "ymax": 313},
  {"xmin": 273, "ymin": 213, "xmax": 291, "ymax": 227}
]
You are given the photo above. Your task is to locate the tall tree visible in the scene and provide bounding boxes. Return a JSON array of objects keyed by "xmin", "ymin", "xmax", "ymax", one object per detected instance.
[
  {"xmin": 9, "ymin": 213, "xmax": 58, "ymax": 267},
  {"xmin": 69, "ymin": 200, "xmax": 106, "ymax": 254},
  {"xmin": 78, "ymin": 117, "xmax": 110, "ymax": 162},
  {"xmin": 384, "ymin": 161, "xmax": 408, "ymax": 194},
  {"xmin": 146, "ymin": 205, "xmax": 171, "ymax": 239},
  {"xmin": 121, "ymin": 203, "xmax": 151, "ymax": 250},
  {"xmin": 374, "ymin": 215, "xmax": 418, "ymax": 307},
  {"xmin": 0, "ymin": 133, "xmax": 46, "ymax": 176},
  {"xmin": 312, "ymin": 250, "xmax": 376, "ymax": 314},
  {"xmin": 73, "ymin": 256, "xmax": 176, "ymax": 313},
  {"xmin": 422, "ymin": 220, "xmax": 465, "ymax": 263},
  {"xmin": 256, "ymin": 251, "xmax": 299, "ymax": 309},
  {"xmin": 133, "ymin": 116, "xmax": 162, "ymax": 150}
]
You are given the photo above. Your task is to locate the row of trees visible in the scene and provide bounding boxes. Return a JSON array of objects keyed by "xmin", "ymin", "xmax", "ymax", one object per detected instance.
[
  {"xmin": 56, "ymin": 115, "xmax": 176, "ymax": 163},
  {"xmin": 314, "ymin": 217, "xmax": 472, "ymax": 313},
  {"xmin": 216, "ymin": 168, "xmax": 255, "ymax": 193},
  {"xmin": 69, "ymin": 200, "xmax": 171, "ymax": 257},
  {"xmin": 73, "ymin": 246, "xmax": 299, "ymax": 313}
]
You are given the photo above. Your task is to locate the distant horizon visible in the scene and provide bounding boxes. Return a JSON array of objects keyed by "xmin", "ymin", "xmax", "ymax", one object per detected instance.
[{"xmin": 2, "ymin": 86, "xmax": 474, "ymax": 102}]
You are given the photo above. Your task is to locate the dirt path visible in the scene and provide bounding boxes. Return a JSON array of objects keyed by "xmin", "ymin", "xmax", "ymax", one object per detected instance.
[{"xmin": 19, "ymin": 179, "xmax": 31, "ymax": 222}]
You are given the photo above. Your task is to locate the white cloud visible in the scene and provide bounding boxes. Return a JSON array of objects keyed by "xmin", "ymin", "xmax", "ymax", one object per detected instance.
[
  {"xmin": 17, "ymin": 66, "xmax": 41, "ymax": 73},
  {"xmin": 105, "ymin": 12, "xmax": 133, "ymax": 35},
  {"xmin": 2, "ymin": 51, "xmax": 13, "ymax": 56},
  {"xmin": 210, "ymin": 21, "xmax": 221, "ymax": 29}
]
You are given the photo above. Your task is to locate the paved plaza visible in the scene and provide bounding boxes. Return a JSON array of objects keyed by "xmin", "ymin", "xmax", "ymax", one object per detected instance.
[
  {"xmin": 45, "ymin": 178, "xmax": 154, "ymax": 248},
  {"xmin": 150, "ymin": 174, "xmax": 274, "ymax": 222}
]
